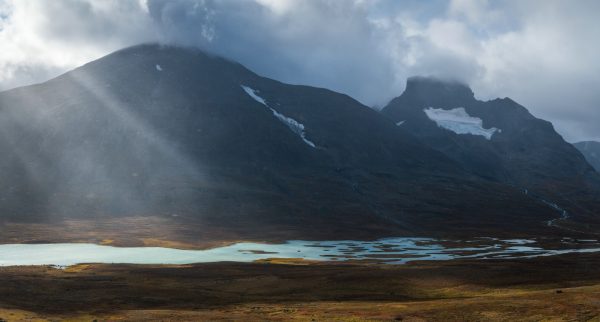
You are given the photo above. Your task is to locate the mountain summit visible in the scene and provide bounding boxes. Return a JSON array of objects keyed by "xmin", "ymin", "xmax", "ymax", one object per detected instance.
[
  {"xmin": 386, "ymin": 76, "xmax": 476, "ymax": 115},
  {"xmin": 382, "ymin": 76, "xmax": 600, "ymax": 227}
]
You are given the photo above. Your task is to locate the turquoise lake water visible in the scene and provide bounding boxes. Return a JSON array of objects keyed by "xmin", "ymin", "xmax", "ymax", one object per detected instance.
[{"xmin": 1, "ymin": 237, "xmax": 599, "ymax": 267}]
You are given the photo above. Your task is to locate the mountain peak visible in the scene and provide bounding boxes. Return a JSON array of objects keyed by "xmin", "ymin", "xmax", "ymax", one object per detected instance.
[
  {"xmin": 381, "ymin": 76, "xmax": 476, "ymax": 121},
  {"xmin": 402, "ymin": 76, "xmax": 475, "ymax": 106}
]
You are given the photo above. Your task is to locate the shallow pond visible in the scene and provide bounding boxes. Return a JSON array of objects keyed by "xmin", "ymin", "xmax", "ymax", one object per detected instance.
[{"xmin": 1, "ymin": 237, "xmax": 599, "ymax": 267}]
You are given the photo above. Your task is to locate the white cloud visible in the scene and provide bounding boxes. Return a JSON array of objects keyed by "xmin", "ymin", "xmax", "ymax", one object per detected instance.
[{"xmin": 0, "ymin": 0, "xmax": 155, "ymax": 90}]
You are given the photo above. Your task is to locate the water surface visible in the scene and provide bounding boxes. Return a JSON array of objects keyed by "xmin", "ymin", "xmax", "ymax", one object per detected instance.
[{"xmin": 1, "ymin": 237, "xmax": 599, "ymax": 267}]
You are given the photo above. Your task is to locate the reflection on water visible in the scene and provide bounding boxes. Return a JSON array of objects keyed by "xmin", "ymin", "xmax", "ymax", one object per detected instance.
[{"xmin": 1, "ymin": 237, "xmax": 599, "ymax": 267}]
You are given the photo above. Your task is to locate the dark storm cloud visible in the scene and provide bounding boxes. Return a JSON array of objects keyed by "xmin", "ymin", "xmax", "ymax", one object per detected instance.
[{"xmin": 0, "ymin": 0, "xmax": 599, "ymax": 142}]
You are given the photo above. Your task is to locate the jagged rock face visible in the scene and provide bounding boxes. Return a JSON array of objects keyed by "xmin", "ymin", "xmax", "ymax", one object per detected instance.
[
  {"xmin": 381, "ymin": 76, "xmax": 600, "ymax": 221},
  {"xmin": 382, "ymin": 77, "xmax": 595, "ymax": 183},
  {"xmin": 574, "ymin": 141, "xmax": 600, "ymax": 173},
  {"xmin": 383, "ymin": 76, "xmax": 477, "ymax": 121},
  {"xmin": 0, "ymin": 45, "xmax": 587, "ymax": 237}
]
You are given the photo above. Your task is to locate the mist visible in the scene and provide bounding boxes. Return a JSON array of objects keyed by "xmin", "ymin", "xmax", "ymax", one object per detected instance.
[{"xmin": 0, "ymin": 49, "xmax": 206, "ymax": 220}]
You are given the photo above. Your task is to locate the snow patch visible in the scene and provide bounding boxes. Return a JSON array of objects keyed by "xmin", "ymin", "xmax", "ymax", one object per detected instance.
[
  {"xmin": 241, "ymin": 85, "xmax": 267, "ymax": 106},
  {"xmin": 241, "ymin": 85, "xmax": 316, "ymax": 148},
  {"xmin": 271, "ymin": 110, "xmax": 316, "ymax": 147},
  {"xmin": 155, "ymin": 64, "xmax": 163, "ymax": 71},
  {"xmin": 424, "ymin": 107, "xmax": 499, "ymax": 140}
]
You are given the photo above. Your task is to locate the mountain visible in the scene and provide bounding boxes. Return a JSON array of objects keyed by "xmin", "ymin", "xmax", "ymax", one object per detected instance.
[
  {"xmin": 0, "ymin": 45, "xmax": 590, "ymax": 239},
  {"xmin": 381, "ymin": 76, "xmax": 600, "ymax": 229},
  {"xmin": 574, "ymin": 141, "xmax": 600, "ymax": 172}
]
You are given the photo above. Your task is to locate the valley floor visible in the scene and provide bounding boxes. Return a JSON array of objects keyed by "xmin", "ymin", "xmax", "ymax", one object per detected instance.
[
  {"xmin": 2, "ymin": 214, "xmax": 595, "ymax": 250},
  {"xmin": 2, "ymin": 254, "xmax": 600, "ymax": 321}
]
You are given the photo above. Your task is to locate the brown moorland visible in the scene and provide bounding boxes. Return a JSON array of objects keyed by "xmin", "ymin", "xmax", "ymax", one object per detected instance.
[{"xmin": 1, "ymin": 253, "xmax": 600, "ymax": 321}]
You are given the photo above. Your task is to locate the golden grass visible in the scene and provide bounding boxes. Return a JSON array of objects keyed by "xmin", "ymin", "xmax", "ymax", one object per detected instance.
[
  {"xmin": 63, "ymin": 264, "xmax": 92, "ymax": 273},
  {"xmin": 254, "ymin": 258, "xmax": 321, "ymax": 265},
  {"xmin": 99, "ymin": 238, "xmax": 114, "ymax": 245}
]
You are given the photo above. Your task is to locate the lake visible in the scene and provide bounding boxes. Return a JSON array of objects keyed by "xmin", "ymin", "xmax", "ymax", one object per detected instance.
[{"xmin": 1, "ymin": 237, "xmax": 599, "ymax": 267}]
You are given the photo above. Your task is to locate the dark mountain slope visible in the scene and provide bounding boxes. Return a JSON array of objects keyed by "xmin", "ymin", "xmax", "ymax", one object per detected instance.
[
  {"xmin": 574, "ymin": 141, "xmax": 600, "ymax": 173},
  {"xmin": 0, "ymin": 45, "xmax": 567, "ymax": 238},
  {"xmin": 382, "ymin": 76, "xmax": 600, "ymax": 229}
]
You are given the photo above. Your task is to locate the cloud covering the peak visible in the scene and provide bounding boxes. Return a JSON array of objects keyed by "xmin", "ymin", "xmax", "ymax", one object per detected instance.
[{"xmin": 0, "ymin": 0, "xmax": 599, "ymax": 142}]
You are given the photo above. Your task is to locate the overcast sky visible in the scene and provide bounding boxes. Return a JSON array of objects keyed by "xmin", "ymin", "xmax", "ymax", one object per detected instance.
[{"xmin": 0, "ymin": 0, "xmax": 598, "ymax": 142}]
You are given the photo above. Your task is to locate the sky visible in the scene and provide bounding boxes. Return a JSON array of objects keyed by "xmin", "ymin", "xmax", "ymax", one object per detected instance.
[{"xmin": 0, "ymin": 0, "xmax": 598, "ymax": 142}]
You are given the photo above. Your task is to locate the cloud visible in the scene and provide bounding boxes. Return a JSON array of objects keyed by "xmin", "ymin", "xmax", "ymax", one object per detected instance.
[
  {"xmin": 0, "ymin": 0, "xmax": 599, "ymax": 142},
  {"xmin": 0, "ymin": 0, "xmax": 155, "ymax": 90},
  {"xmin": 147, "ymin": 0, "xmax": 397, "ymax": 107}
]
